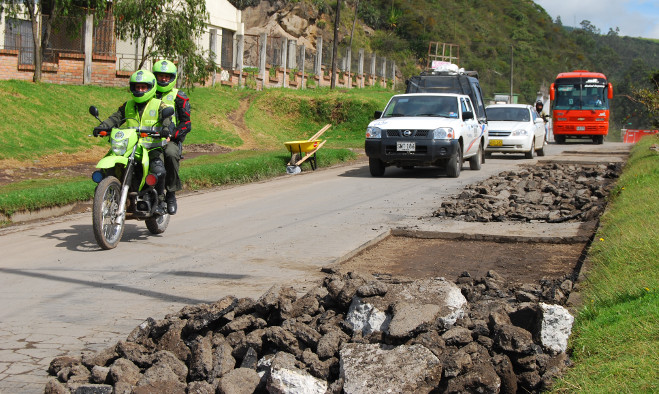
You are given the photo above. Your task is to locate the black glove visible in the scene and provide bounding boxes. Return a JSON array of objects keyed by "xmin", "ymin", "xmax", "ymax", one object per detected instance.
[
  {"xmin": 93, "ymin": 126, "xmax": 110, "ymax": 137},
  {"xmin": 159, "ymin": 124, "xmax": 174, "ymax": 139}
]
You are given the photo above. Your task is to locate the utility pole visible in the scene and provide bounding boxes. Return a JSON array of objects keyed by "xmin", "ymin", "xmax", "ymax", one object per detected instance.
[
  {"xmin": 331, "ymin": 0, "xmax": 341, "ymax": 89},
  {"xmin": 509, "ymin": 45, "xmax": 514, "ymax": 104}
]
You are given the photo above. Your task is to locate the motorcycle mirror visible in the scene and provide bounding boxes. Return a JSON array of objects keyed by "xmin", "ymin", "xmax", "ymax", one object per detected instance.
[
  {"xmin": 160, "ymin": 107, "xmax": 175, "ymax": 120},
  {"xmin": 89, "ymin": 106, "xmax": 102, "ymax": 122}
]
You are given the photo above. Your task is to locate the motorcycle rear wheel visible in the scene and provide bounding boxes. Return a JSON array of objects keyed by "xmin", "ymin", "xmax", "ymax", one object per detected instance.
[
  {"xmin": 93, "ymin": 176, "xmax": 124, "ymax": 250},
  {"xmin": 146, "ymin": 213, "xmax": 170, "ymax": 234}
]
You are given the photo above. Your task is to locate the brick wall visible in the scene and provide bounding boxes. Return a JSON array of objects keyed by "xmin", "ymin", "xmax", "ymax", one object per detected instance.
[{"xmin": 0, "ymin": 51, "xmax": 130, "ymax": 86}]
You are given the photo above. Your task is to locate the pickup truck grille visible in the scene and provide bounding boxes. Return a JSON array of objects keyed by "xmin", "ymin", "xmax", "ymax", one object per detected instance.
[
  {"xmin": 489, "ymin": 130, "xmax": 511, "ymax": 137},
  {"xmin": 386, "ymin": 129, "xmax": 431, "ymax": 138}
]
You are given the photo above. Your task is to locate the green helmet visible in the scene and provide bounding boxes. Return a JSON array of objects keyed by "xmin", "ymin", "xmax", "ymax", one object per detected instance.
[
  {"xmin": 153, "ymin": 59, "xmax": 177, "ymax": 92},
  {"xmin": 129, "ymin": 69, "xmax": 157, "ymax": 103}
]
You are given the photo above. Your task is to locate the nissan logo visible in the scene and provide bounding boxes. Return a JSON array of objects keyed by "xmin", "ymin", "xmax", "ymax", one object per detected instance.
[{"xmin": 403, "ymin": 130, "xmax": 412, "ymax": 137}]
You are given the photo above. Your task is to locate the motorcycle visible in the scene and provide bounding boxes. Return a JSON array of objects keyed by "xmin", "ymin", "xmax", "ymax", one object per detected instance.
[{"xmin": 88, "ymin": 105, "xmax": 175, "ymax": 250}]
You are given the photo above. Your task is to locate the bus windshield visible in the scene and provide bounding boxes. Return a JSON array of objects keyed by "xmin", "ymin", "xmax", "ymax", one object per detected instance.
[{"xmin": 553, "ymin": 77, "xmax": 609, "ymax": 111}]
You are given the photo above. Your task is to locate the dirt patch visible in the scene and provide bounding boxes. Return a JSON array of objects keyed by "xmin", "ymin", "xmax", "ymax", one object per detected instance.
[{"xmin": 340, "ymin": 236, "xmax": 587, "ymax": 284}]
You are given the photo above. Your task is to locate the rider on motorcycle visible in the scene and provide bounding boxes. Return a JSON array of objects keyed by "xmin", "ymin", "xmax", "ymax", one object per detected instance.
[
  {"xmin": 152, "ymin": 59, "xmax": 191, "ymax": 215},
  {"xmin": 95, "ymin": 69, "xmax": 174, "ymax": 215}
]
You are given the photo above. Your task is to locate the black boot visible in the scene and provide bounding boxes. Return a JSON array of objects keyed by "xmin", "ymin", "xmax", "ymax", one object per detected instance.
[{"xmin": 166, "ymin": 192, "xmax": 177, "ymax": 215}]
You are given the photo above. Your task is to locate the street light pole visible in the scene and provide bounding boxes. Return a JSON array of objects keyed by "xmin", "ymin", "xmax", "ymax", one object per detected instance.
[{"xmin": 510, "ymin": 44, "xmax": 514, "ymax": 104}]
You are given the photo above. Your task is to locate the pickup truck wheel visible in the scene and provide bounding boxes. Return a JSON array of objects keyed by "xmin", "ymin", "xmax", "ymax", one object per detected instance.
[
  {"xmin": 446, "ymin": 149, "xmax": 462, "ymax": 178},
  {"xmin": 469, "ymin": 143, "xmax": 482, "ymax": 170},
  {"xmin": 484, "ymin": 151, "xmax": 493, "ymax": 159},
  {"xmin": 369, "ymin": 158, "xmax": 385, "ymax": 177},
  {"xmin": 593, "ymin": 135, "xmax": 604, "ymax": 144},
  {"xmin": 555, "ymin": 135, "xmax": 566, "ymax": 144},
  {"xmin": 525, "ymin": 138, "xmax": 535, "ymax": 159}
]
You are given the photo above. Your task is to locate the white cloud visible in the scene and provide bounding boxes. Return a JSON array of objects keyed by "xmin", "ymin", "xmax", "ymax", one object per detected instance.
[{"xmin": 535, "ymin": 0, "xmax": 659, "ymax": 39}]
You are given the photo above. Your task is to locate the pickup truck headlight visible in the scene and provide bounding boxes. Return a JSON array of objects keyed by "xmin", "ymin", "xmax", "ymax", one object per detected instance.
[
  {"xmin": 432, "ymin": 127, "xmax": 454, "ymax": 139},
  {"xmin": 366, "ymin": 126, "xmax": 382, "ymax": 139},
  {"xmin": 511, "ymin": 129, "xmax": 529, "ymax": 136}
]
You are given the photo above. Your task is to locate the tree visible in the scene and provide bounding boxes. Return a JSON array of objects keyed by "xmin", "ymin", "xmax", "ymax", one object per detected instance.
[
  {"xmin": 0, "ymin": 0, "xmax": 106, "ymax": 82},
  {"xmin": 330, "ymin": 0, "xmax": 341, "ymax": 89},
  {"xmin": 113, "ymin": 0, "xmax": 212, "ymax": 88},
  {"xmin": 632, "ymin": 72, "xmax": 659, "ymax": 128}
]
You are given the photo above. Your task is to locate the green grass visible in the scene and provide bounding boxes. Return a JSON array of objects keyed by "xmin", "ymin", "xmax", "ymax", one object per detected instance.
[
  {"xmin": 551, "ymin": 134, "xmax": 659, "ymax": 393},
  {"xmin": 0, "ymin": 177, "xmax": 95, "ymax": 216}
]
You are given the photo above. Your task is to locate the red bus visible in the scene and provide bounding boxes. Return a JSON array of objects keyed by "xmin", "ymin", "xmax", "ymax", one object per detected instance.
[{"xmin": 549, "ymin": 70, "xmax": 613, "ymax": 144}]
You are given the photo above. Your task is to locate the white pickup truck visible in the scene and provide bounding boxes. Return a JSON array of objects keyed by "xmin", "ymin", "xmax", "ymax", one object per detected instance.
[{"xmin": 364, "ymin": 93, "xmax": 488, "ymax": 177}]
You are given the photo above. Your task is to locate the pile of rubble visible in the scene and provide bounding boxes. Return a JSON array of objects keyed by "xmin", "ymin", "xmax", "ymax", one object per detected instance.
[
  {"xmin": 434, "ymin": 163, "xmax": 621, "ymax": 223},
  {"xmin": 45, "ymin": 269, "xmax": 576, "ymax": 394}
]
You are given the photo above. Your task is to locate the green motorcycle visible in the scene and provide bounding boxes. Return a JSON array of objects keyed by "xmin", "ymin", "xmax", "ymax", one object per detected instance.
[{"xmin": 89, "ymin": 105, "xmax": 174, "ymax": 250}]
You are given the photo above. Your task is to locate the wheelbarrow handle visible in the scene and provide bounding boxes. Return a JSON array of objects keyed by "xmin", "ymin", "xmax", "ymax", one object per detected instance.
[{"xmin": 308, "ymin": 124, "xmax": 331, "ymax": 141}]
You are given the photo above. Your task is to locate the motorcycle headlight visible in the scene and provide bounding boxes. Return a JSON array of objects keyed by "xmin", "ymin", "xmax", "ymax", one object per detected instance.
[
  {"xmin": 432, "ymin": 127, "xmax": 454, "ymax": 139},
  {"xmin": 366, "ymin": 126, "xmax": 382, "ymax": 139},
  {"xmin": 111, "ymin": 137, "xmax": 129, "ymax": 155},
  {"xmin": 511, "ymin": 129, "xmax": 529, "ymax": 136}
]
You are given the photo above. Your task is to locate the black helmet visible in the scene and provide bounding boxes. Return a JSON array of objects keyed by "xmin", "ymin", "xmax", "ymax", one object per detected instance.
[{"xmin": 535, "ymin": 100, "xmax": 544, "ymax": 110}]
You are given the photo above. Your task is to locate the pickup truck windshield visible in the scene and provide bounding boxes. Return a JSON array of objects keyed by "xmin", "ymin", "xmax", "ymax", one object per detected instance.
[{"xmin": 383, "ymin": 96, "xmax": 459, "ymax": 118}]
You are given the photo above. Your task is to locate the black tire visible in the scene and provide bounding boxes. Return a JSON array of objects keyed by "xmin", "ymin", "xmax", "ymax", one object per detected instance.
[
  {"xmin": 525, "ymin": 138, "xmax": 535, "ymax": 159},
  {"xmin": 555, "ymin": 135, "xmax": 566, "ymax": 144},
  {"xmin": 369, "ymin": 158, "xmax": 385, "ymax": 177},
  {"xmin": 446, "ymin": 147, "xmax": 462, "ymax": 178},
  {"xmin": 92, "ymin": 176, "xmax": 124, "ymax": 250},
  {"xmin": 537, "ymin": 139, "xmax": 546, "ymax": 156},
  {"xmin": 484, "ymin": 151, "xmax": 493, "ymax": 159},
  {"xmin": 146, "ymin": 213, "xmax": 170, "ymax": 234},
  {"xmin": 593, "ymin": 135, "xmax": 604, "ymax": 144},
  {"xmin": 469, "ymin": 143, "xmax": 482, "ymax": 170}
]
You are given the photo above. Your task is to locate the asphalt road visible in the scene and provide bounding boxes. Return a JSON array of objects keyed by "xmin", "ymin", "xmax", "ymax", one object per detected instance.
[{"xmin": 0, "ymin": 141, "xmax": 629, "ymax": 393}]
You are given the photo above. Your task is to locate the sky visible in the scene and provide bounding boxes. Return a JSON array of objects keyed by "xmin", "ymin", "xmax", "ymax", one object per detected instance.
[{"xmin": 535, "ymin": 0, "xmax": 659, "ymax": 40}]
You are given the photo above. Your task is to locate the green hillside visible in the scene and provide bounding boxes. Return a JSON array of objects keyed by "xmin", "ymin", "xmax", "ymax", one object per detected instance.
[{"xmin": 235, "ymin": 0, "xmax": 658, "ymax": 130}]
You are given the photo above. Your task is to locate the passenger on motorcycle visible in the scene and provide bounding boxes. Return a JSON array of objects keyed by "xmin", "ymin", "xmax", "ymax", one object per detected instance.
[
  {"xmin": 152, "ymin": 59, "xmax": 191, "ymax": 215},
  {"xmin": 95, "ymin": 69, "xmax": 174, "ymax": 215}
]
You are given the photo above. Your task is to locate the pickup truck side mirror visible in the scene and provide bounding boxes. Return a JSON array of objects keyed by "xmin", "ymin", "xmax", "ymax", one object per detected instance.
[
  {"xmin": 462, "ymin": 111, "xmax": 474, "ymax": 120},
  {"xmin": 374, "ymin": 111, "xmax": 383, "ymax": 119}
]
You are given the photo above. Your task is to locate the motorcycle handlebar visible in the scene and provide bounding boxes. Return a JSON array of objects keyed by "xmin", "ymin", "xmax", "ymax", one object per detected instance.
[{"xmin": 92, "ymin": 125, "xmax": 165, "ymax": 138}]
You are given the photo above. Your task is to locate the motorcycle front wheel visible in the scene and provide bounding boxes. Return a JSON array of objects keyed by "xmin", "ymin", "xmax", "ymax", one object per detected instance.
[
  {"xmin": 145, "ymin": 213, "xmax": 170, "ymax": 234},
  {"xmin": 93, "ymin": 176, "xmax": 124, "ymax": 250}
]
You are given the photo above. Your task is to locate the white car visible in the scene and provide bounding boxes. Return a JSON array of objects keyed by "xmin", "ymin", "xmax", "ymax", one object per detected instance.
[{"xmin": 485, "ymin": 104, "xmax": 546, "ymax": 159}]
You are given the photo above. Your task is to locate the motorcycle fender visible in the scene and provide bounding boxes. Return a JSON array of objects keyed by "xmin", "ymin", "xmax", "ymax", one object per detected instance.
[{"xmin": 96, "ymin": 155, "xmax": 128, "ymax": 169}]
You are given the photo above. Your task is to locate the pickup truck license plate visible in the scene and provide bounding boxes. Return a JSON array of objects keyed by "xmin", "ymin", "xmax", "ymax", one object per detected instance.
[
  {"xmin": 397, "ymin": 142, "xmax": 415, "ymax": 152},
  {"xmin": 489, "ymin": 139, "xmax": 503, "ymax": 147},
  {"xmin": 576, "ymin": 126, "xmax": 585, "ymax": 131}
]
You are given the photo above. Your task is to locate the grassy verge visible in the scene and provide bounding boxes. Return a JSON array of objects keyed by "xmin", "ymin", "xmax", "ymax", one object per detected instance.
[
  {"xmin": 551, "ymin": 134, "xmax": 659, "ymax": 393},
  {"xmin": 0, "ymin": 148, "xmax": 357, "ymax": 217}
]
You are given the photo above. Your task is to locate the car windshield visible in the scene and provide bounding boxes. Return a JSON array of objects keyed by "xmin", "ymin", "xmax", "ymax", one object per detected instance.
[
  {"xmin": 383, "ymin": 96, "xmax": 459, "ymax": 118},
  {"xmin": 485, "ymin": 107, "xmax": 530, "ymax": 122}
]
